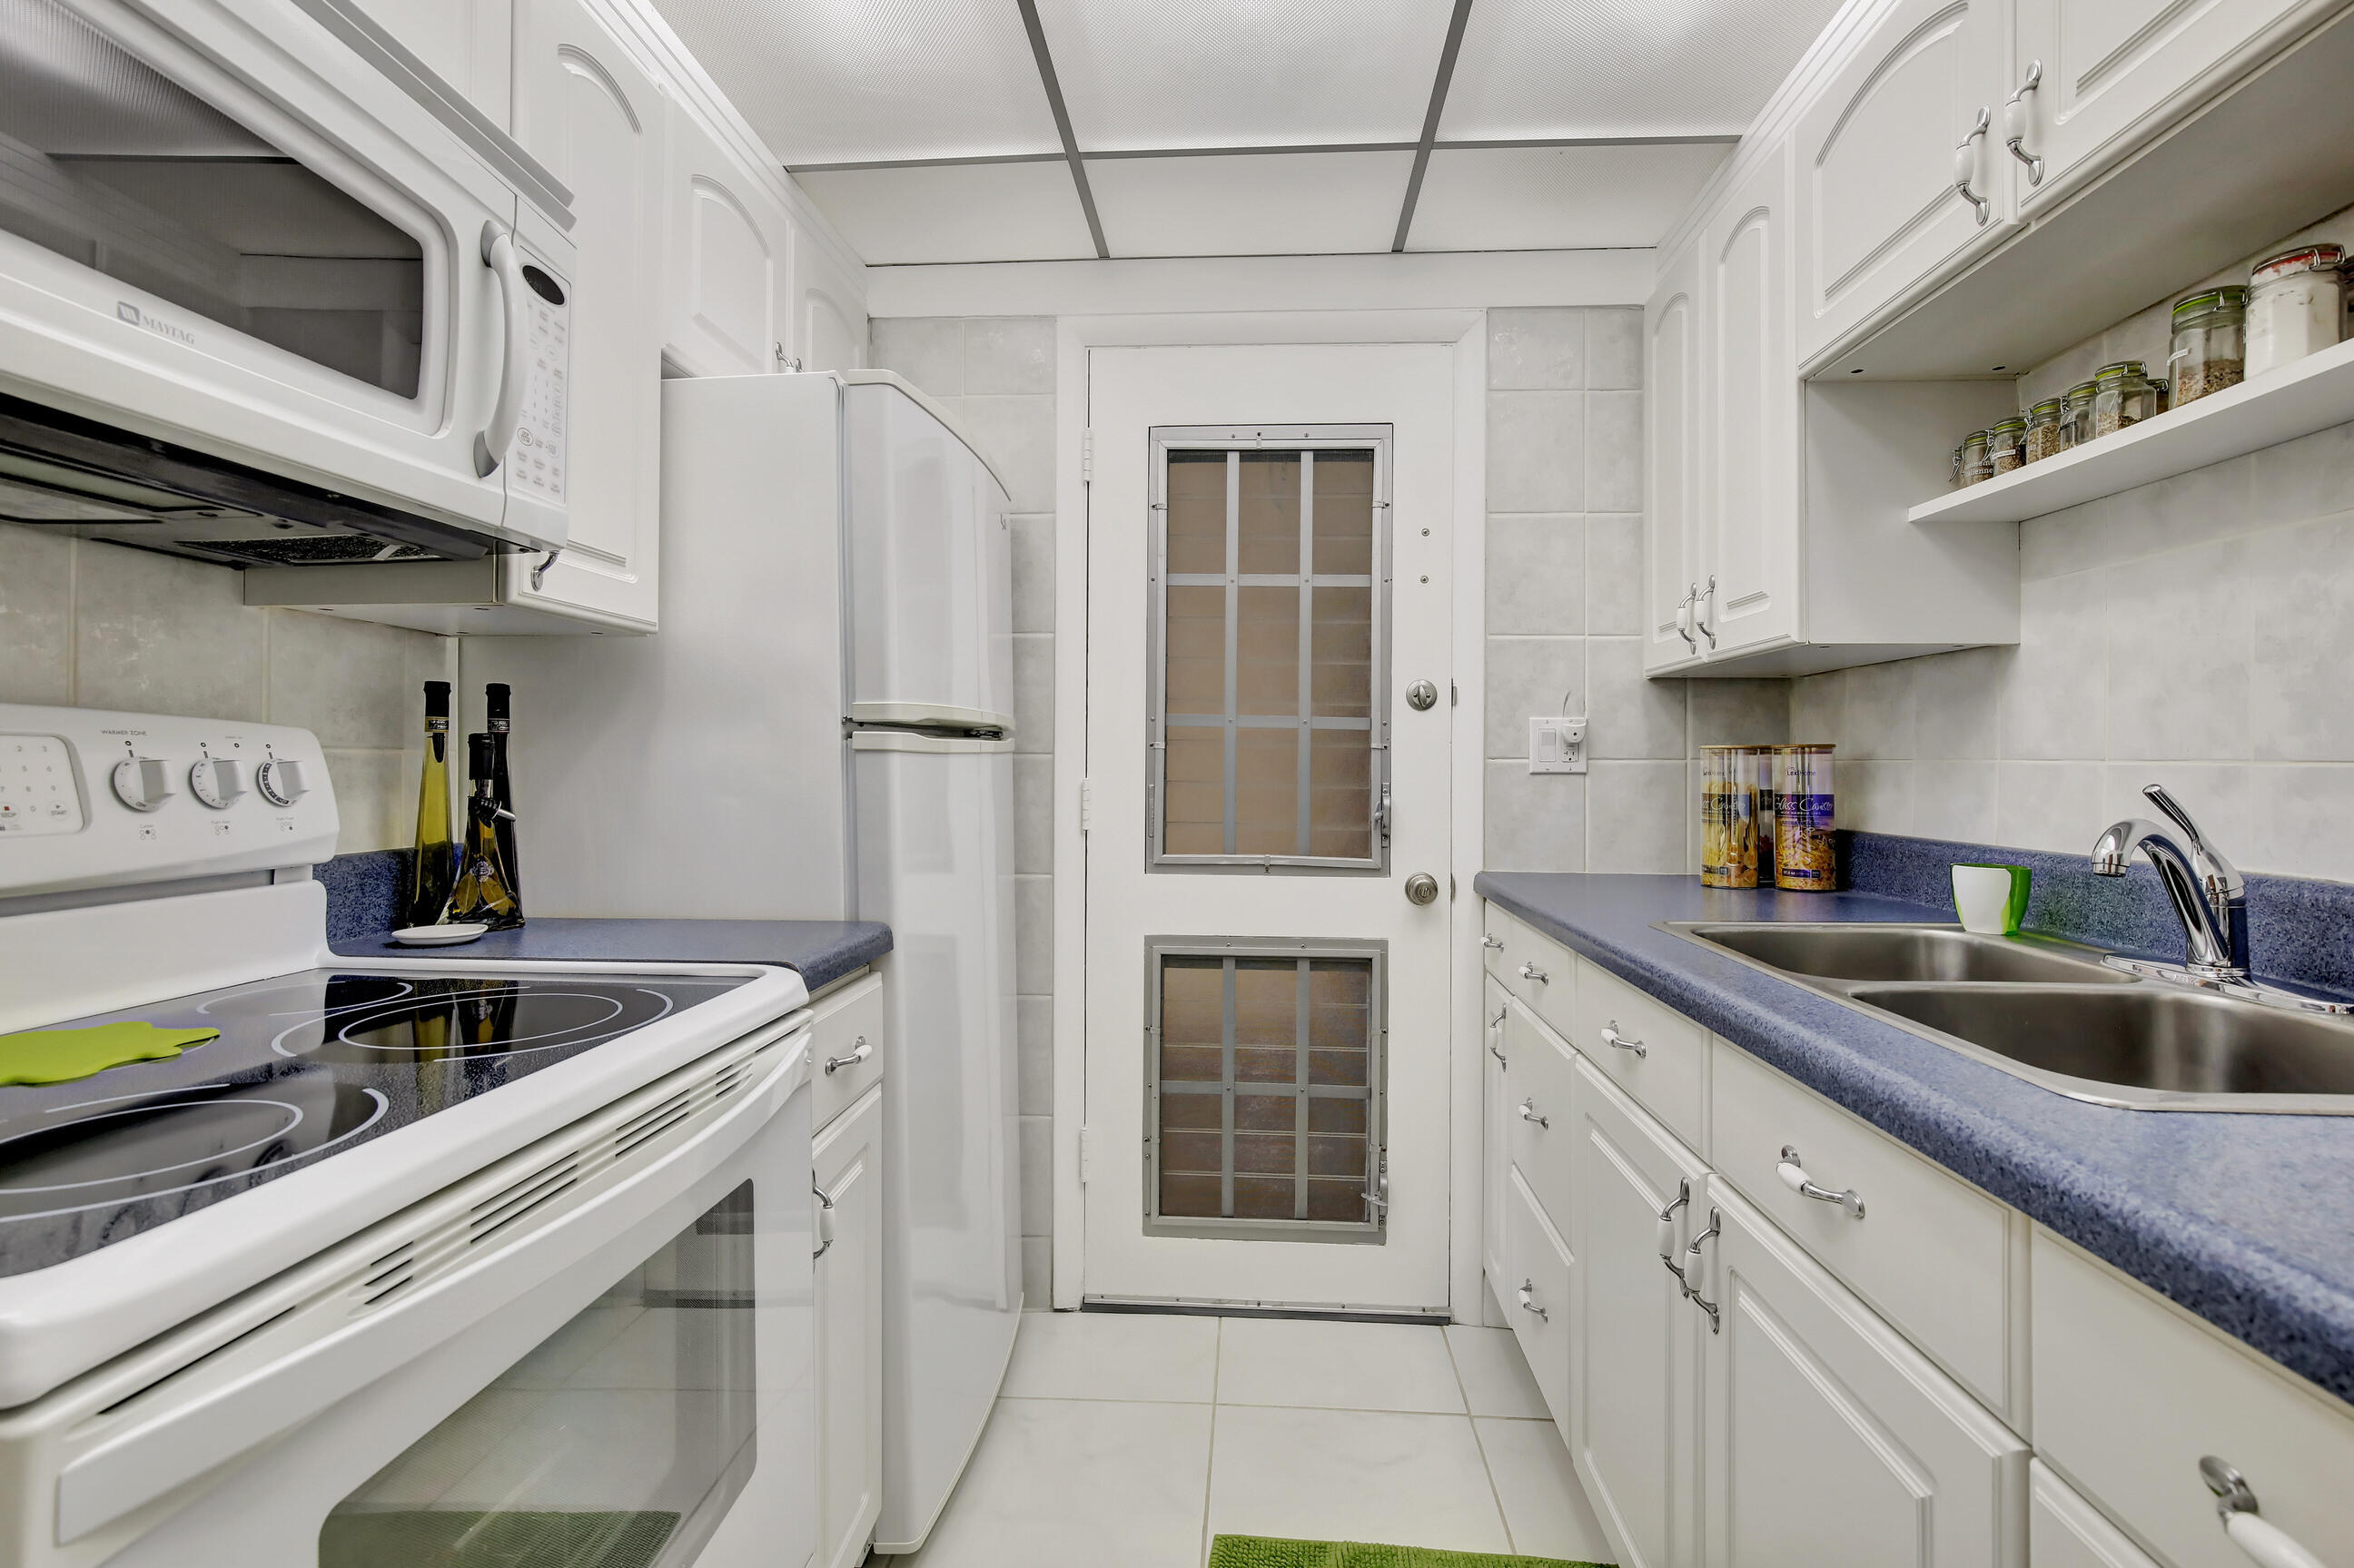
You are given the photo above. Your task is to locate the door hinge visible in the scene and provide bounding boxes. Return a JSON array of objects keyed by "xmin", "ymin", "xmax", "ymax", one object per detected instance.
[
  {"xmin": 1450, "ymin": 680, "xmax": 1458, "ymax": 707},
  {"xmin": 1079, "ymin": 1125, "xmax": 1094, "ymax": 1184},
  {"xmin": 1079, "ymin": 776, "xmax": 1093, "ymax": 833},
  {"xmin": 1082, "ymin": 428, "xmax": 1093, "ymax": 486}
]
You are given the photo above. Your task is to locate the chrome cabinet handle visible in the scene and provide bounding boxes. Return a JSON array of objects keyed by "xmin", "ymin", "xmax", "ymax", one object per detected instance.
[
  {"xmin": 824, "ymin": 1035, "xmax": 873, "ymax": 1075},
  {"xmin": 1600, "ymin": 1021, "xmax": 1647, "ymax": 1059},
  {"xmin": 1684, "ymin": 1208, "xmax": 1723, "ymax": 1332},
  {"xmin": 1674, "ymin": 586, "xmax": 1697, "ymax": 650},
  {"xmin": 1694, "ymin": 575, "xmax": 1716, "ymax": 650},
  {"xmin": 812, "ymin": 1181, "xmax": 837, "ymax": 1259},
  {"xmin": 2005, "ymin": 60, "xmax": 2044, "ymax": 185},
  {"xmin": 2201, "ymin": 1457, "xmax": 2327, "ymax": 1568},
  {"xmin": 1488, "ymin": 1007, "xmax": 1508, "ymax": 1065},
  {"xmin": 1777, "ymin": 1145, "xmax": 1865, "ymax": 1218},
  {"xmin": 1517, "ymin": 1279, "xmax": 1548, "ymax": 1322},
  {"xmin": 1953, "ymin": 106, "xmax": 1993, "ymax": 225},
  {"xmin": 1518, "ymin": 962, "xmax": 1549, "ymax": 984},
  {"xmin": 1481, "ymin": 933, "xmax": 1505, "ymax": 950},
  {"xmin": 1518, "ymin": 1098, "xmax": 1549, "ymax": 1129},
  {"xmin": 1656, "ymin": 1178, "xmax": 1692, "ymax": 1286}
]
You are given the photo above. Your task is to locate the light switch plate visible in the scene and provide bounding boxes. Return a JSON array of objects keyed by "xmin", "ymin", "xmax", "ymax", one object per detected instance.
[{"xmin": 1529, "ymin": 716, "xmax": 1587, "ymax": 774}]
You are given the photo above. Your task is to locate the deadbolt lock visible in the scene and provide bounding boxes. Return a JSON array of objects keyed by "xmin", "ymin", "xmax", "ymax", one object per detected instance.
[
  {"xmin": 1405, "ymin": 873, "xmax": 1440, "ymax": 905},
  {"xmin": 1406, "ymin": 680, "xmax": 1439, "ymax": 711}
]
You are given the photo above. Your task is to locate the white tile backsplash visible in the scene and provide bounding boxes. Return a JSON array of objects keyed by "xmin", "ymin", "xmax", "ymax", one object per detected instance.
[
  {"xmin": 1485, "ymin": 516, "xmax": 1586, "ymax": 636},
  {"xmin": 1487, "ymin": 391, "xmax": 1586, "ymax": 512},
  {"xmin": 0, "ymin": 524, "xmax": 73, "ymax": 705}
]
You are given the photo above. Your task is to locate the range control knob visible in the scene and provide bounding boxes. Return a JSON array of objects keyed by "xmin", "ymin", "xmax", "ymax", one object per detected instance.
[
  {"xmin": 188, "ymin": 756, "xmax": 247, "ymax": 809},
  {"xmin": 255, "ymin": 756, "xmax": 307, "ymax": 807},
  {"xmin": 111, "ymin": 756, "xmax": 174, "ymax": 813}
]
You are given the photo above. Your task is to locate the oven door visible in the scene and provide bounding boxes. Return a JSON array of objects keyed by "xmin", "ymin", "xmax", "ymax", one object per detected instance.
[
  {"xmin": 10, "ymin": 1022, "xmax": 811, "ymax": 1568},
  {"xmin": 0, "ymin": 0, "xmax": 570, "ymax": 552}
]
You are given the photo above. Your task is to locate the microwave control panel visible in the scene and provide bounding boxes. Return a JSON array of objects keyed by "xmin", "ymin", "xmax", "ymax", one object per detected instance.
[{"xmin": 508, "ymin": 266, "xmax": 569, "ymax": 508}]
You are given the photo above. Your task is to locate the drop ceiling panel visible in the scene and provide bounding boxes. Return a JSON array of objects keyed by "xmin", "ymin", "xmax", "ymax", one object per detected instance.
[
  {"xmin": 654, "ymin": 0, "xmax": 1061, "ymax": 164},
  {"xmin": 1087, "ymin": 152, "xmax": 1413, "ymax": 257},
  {"xmin": 1439, "ymin": 0, "xmax": 1848, "ymax": 140},
  {"xmin": 1034, "ymin": 0, "xmax": 1451, "ymax": 153},
  {"xmin": 795, "ymin": 163, "xmax": 1097, "ymax": 264},
  {"xmin": 1406, "ymin": 144, "xmax": 1734, "ymax": 251}
]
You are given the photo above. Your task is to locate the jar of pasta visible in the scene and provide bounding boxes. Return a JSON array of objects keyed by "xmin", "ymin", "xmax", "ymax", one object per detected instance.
[
  {"xmin": 1774, "ymin": 745, "xmax": 1836, "ymax": 892},
  {"xmin": 1699, "ymin": 746, "xmax": 1757, "ymax": 888}
]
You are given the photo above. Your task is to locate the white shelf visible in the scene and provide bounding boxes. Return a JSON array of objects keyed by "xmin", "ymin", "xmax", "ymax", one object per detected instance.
[{"xmin": 1907, "ymin": 335, "xmax": 2354, "ymax": 526}]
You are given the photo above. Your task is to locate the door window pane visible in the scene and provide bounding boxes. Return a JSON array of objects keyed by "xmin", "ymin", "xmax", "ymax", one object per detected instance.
[
  {"xmin": 1150, "ymin": 433, "xmax": 1388, "ymax": 870},
  {"xmin": 321, "ymin": 1183, "xmax": 760, "ymax": 1566},
  {"xmin": 1150, "ymin": 947, "xmax": 1383, "ymax": 1238},
  {"xmin": 0, "ymin": 0, "xmax": 425, "ymax": 396}
]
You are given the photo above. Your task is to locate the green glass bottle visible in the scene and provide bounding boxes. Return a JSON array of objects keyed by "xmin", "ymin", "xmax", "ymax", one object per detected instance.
[
  {"xmin": 402, "ymin": 681, "xmax": 456, "ymax": 927},
  {"xmin": 447, "ymin": 733, "xmax": 524, "ymax": 930}
]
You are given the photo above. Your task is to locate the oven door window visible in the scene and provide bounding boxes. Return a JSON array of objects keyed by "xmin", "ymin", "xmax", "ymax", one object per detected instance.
[
  {"xmin": 0, "ymin": 0, "xmax": 425, "ymax": 397},
  {"xmin": 319, "ymin": 1182, "xmax": 759, "ymax": 1566}
]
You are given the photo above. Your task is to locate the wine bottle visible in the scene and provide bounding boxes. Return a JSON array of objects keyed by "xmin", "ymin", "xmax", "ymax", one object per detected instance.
[
  {"xmin": 403, "ymin": 681, "xmax": 457, "ymax": 928},
  {"xmin": 485, "ymin": 682, "xmax": 519, "ymax": 895},
  {"xmin": 447, "ymin": 733, "xmax": 524, "ymax": 930}
]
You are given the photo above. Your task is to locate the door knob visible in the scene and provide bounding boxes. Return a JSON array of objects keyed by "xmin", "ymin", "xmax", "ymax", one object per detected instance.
[
  {"xmin": 1404, "ymin": 873, "xmax": 1439, "ymax": 905},
  {"xmin": 1406, "ymin": 680, "xmax": 1438, "ymax": 711}
]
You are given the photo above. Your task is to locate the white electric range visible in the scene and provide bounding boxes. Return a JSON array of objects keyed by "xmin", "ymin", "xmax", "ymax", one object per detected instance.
[{"xmin": 0, "ymin": 704, "xmax": 816, "ymax": 1568}]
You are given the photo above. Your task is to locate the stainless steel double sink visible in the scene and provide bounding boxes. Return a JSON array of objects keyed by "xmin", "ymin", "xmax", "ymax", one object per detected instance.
[{"xmin": 1663, "ymin": 922, "xmax": 2354, "ymax": 1113}]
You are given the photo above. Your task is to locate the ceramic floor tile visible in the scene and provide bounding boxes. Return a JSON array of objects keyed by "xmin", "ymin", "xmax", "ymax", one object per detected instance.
[
  {"xmin": 908, "ymin": 1397, "xmax": 1213, "ymax": 1568},
  {"xmin": 1444, "ymin": 1325, "xmax": 1550, "ymax": 1419},
  {"xmin": 1205, "ymin": 1405, "xmax": 1509, "ymax": 1553},
  {"xmin": 1214, "ymin": 1317, "xmax": 1465, "ymax": 1414},
  {"xmin": 1476, "ymin": 1417, "xmax": 1615, "ymax": 1562},
  {"xmin": 1001, "ymin": 1309, "xmax": 1222, "ymax": 1403}
]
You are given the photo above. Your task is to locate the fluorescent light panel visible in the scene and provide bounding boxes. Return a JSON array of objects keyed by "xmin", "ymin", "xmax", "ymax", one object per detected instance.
[
  {"xmin": 1086, "ymin": 151, "xmax": 1417, "ymax": 257},
  {"xmin": 795, "ymin": 161, "xmax": 1099, "ymax": 264},
  {"xmin": 1404, "ymin": 143, "xmax": 1734, "ymax": 251}
]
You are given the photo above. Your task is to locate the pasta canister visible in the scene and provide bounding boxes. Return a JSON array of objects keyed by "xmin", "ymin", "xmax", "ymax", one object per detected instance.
[
  {"xmin": 1774, "ymin": 745, "xmax": 1836, "ymax": 892},
  {"xmin": 1699, "ymin": 745, "xmax": 1758, "ymax": 888}
]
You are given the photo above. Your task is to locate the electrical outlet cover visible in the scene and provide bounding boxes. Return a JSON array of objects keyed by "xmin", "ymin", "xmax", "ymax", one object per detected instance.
[{"xmin": 1529, "ymin": 716, "xmax": 1587, "ymax": 774}]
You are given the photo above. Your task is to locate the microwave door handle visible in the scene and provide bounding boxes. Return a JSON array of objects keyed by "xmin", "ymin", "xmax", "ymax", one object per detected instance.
[
  {"xmin": 49, "ymin": 1036, "xmax": 800, "ymax": 1547},
  {"xmin": 473, "ymin": 222, "xmax": 530, "ymax": 478}
]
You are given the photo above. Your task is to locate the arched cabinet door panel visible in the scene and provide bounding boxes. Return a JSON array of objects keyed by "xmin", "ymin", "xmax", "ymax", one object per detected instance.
[{"xmin": 664, "ymin": 101, "xmax": 793, "ymax": 380}]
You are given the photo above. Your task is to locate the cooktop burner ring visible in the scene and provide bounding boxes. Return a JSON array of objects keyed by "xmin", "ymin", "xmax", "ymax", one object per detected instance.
[
  {"xmin": 265, "ymin": 987, "xmax": 671, "ymax": 1060},
  {"xmin": 0, "ymin": 1090, "xmax": 304, "ymax": 1197},
  {"xmin": 196, "ymin": 977, "xmax": 418, "ymax": 1019}
]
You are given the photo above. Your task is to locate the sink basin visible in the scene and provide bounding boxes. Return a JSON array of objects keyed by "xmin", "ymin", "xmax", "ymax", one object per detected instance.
[
  {"xmin": 1850, "ymin": 984, "xmax": 2354, "ymax": 1108},
  {"xmin": 1679, "ymin": 923, "xmax": 2131, "ymax": 985}
]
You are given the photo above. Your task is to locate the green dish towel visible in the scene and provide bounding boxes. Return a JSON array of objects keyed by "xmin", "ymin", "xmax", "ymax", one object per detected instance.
[
  {"xmin": 0, "ymin": 1021, "xmax": 219, "ymax": 1085},
  {"xmin": 318, "ymin": 1509, "xmax": 679, "ymax": 1568},
  {"xmin": 1208, "ymin": 1536, "xmax": 1612, "ymax": 1568}
]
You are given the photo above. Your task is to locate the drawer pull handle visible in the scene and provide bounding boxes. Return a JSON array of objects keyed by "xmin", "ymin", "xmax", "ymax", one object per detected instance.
[
  {"xmin": 824, "ymin": 1035, "xmax": 873, "ymax": 1075},
  {"xmin": 2201, "ymin": 1457, "xmax": 2327, "ymax": 1568},
  {"xmin": 813, "ymin": 1180, "xmax": 837, "ymax": 1259},
  {"xmin": 1517, "ymin": 1280, "xmax": 1548, "ymax": 1322},
  {"xmin": 1777, "ymin": 1145, "xmax": 1865, "ymax": 1219},
  {"xmin": 1683, "ymin": 1208, "xmax": 1722, "ymax": 1332},
  {"xmin": 1600, "ymin": 1021, "xmax": 1647, "ymax": 1058},
  {"xmin": 1518, "ymin": 1099, "xmax": 1549, "ymax": 1129},
  {"xmin": 1489, "ymin": 1006, "xmax": 1508, "ymax": 1066},
  {"xmin": 1518, "ymin": 962, "xmax": 1549, "ymax": 984},
  {"xmin": 1482, "ymin": 934, "xmax": 1505, "ymax": 950},
  {"xmin": 1656, "ymin": 1178, "xmax": 1691, "ymax": 1285}
]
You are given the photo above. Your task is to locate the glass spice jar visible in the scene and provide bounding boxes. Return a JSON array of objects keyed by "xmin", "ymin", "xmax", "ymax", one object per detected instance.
[
  {"xmin": 2062, "ymin": 380, "xmax": 2099, "ymax": 449},
  {"xmin": 1988, "ymin": 415, "xmax": 2027, "ymax": 475},
  {"xmin": 2247, "ymin": 244, "xmax": 2347, "ymax": 378},
  {"xmin": 2024, "ymin": 398, "xmax": 2065, "ymax": 463},
  {"xmin": 2168, "ymin": 287, "xmax": 2247, "ymax": 408},
  {"xmin": 2091, "ymin": 360, "xmax": 2160, "ymax": 439},
  {"xmin": 1958, "ymin": 429, "xmax": 1993, "ymax": 485}
]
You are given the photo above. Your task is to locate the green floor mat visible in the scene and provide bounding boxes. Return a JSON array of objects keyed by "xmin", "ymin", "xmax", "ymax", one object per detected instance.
[
  {"xmin": 317, "ymin": 1509, "xmax": 680, "ymax": 1568},
  {"xmin": 1208, "ymin": 1535, "xmax": 1612, "ymax": 1568}
]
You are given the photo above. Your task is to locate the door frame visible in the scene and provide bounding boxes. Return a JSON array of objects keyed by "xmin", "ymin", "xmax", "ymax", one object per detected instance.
[{"xmin": 1049, "ymin": 311, "xmax": 1488, "ymax": 1314}]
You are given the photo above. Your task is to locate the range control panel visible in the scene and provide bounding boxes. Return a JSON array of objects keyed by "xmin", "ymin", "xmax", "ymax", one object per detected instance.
[{"xmin": 0, "ymin": 705, "xmax": 339, "ymax": 898}]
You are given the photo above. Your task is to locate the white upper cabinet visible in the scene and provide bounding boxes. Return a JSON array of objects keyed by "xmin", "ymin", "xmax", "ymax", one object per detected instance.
[
  {"xmin": 1792, "ymin": 0, "xmax": 2014, "ymax": 368},
  {"xmin": 1698, "ymin": 140, "xmax": 1799, "ymax": 659},
  {"xmin": 664, "ymin": 101, "xmax": 796, "ymax": 379},
  {"xmin": 507, "ymin": 0, "xmax": 666, "ymax": 630},
  {"xmin": 2010, "ymin": 0, "xmax": 2324, "ymax": 212},
  {"xmin": 795, "ymin": 225, "xmax": 868, "ymax": 374},
  {"xmin": 352, "ymin": 0, "xmax": 514, "ymax": 126},
  {"xmin": 1643, "ymin": 232, "xmax": 1706, "ymax": 674}
]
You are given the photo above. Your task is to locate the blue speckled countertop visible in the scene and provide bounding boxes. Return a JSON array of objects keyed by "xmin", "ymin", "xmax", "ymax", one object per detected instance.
[
  {"xmin": 1475, "ymin": 871, "xmax": 2354, "ymax": 1405},
  {"xmin": 332, "ymin": 918, "xmax": 892, "ymax": 994}
]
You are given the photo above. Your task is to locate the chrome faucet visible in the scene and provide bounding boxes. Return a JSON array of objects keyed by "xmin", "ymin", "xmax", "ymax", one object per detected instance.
[{"xmin": 2091, "ymin": 785, "xmax": 2250, "ymax": 981}]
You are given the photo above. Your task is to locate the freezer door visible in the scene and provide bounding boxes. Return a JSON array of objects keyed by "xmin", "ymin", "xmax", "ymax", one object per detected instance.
[
  {"xmin": 845, "ymin": 381, "xmax": 1015, "ymax": 726},
  {"xmin": 851, "ymin": 733, "xmax": 1023, "ymax": 1550}
]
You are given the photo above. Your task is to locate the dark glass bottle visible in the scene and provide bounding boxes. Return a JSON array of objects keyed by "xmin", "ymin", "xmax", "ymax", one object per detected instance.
[
  {"xmin": 447, "ymin": 733, "xmax": 524, "ymax": 930},
  {"xmin": 485, "ymin": 682, "xmax": 519, "ymax": 895},
  {"xmin": 403, "ymin": 681, "xmax": 456, "ymax": 928}
]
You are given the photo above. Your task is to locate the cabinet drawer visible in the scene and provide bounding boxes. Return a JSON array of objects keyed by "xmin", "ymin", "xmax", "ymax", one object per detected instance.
[
  {"xmin": 2033, "ymin": 1229, "xmax": 2354, "ymax": 1568},
  {"xmin": 809, "ymin": 971, "xmax": 885, "ymax": 1132},
  {"xmin": 2030, "ymin": 1461, "xmax": 2161, "ymax": 1568},
  {"xmin": 1503, "ymin": 1168, "xmax": 1571, "ymax": 1429},
  {"xmin": 1484, "ymin": 903, "xmax": 1575, "ymax": 1038},
  {"xmin": 1710, "ymin": 1042, "xmax": 2014, "ymax": 1418},
  {"xmin": 1501, "ymin": 998, "xmax": 1576, "ymax": 1234},
  {"xmin": 1570, "ymin": 959, "xmax": 1706, "ymax": 1150}
]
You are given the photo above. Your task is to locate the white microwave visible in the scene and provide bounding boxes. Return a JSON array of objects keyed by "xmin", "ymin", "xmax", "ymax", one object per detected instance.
[{"xmin": 0, "ymin": 0, "xmax": 573, "ymax": 567}]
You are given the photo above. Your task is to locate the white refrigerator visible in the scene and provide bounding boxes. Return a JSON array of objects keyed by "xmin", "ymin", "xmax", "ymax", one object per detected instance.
[{"xmin": 464, "ymin": 370, "xmax": 1022, "ymax": 1555}]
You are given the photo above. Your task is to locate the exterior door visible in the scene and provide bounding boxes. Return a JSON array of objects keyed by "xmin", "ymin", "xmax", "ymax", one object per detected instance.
[{"xmin": 1082, "ymin": 343, "xmax": 1455, "ymax": 1311}]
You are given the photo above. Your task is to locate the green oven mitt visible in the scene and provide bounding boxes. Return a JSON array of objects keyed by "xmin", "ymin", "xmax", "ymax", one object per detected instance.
[{"xmin": 0, "ymin": 1021, "xmax": 220, "ymax": 1085}]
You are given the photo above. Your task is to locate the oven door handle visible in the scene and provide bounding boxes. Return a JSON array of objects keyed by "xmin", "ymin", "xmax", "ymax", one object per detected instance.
[{"xmin": 53, "ymin": 1028, "xmax": 804, "ymax": 1546}]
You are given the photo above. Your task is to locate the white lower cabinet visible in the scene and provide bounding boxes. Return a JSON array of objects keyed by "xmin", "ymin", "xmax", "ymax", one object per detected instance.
[
  {"xmin": 1565, "ymin": 1055, "xmax": 1706, "ymax": 1568},
  {"xmin": 813, "ymin": 1082, "xmax": 883, "ymax": 1568},
  {"xmin": 2031, "ymin": 1461, "xmax": 2162, "ymax": 1568},
  {"xmin": 1482, "ymin": 979, "xmax": 1511, "ymax": 1310},
  {"xmin": 1503, "ymin": 1169, "xmax": 1572, "ymax": 1427},
  {"xmin": 1697, "ymin": 1178, "xmax": 2029, "ymax": 1566}
]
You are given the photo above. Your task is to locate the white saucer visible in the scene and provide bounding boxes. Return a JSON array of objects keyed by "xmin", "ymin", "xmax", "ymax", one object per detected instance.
[{"xmin": 390, "ymin": 923, "xmax": 491, "ymax": 947}]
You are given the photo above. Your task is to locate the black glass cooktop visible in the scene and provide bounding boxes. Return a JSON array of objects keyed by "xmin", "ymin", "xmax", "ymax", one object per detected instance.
[{"xmin": 0, "ymin": 969, "xmax": 750, "ymax": 1278}]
